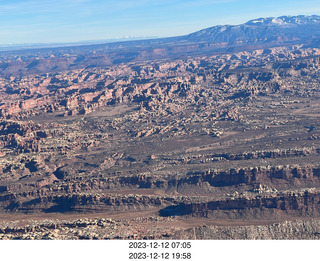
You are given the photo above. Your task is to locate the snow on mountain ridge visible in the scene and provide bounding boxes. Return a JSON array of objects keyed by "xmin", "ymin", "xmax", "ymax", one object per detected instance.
[
  {"xmin": 246, "ymin": 15, "xmax": 320, "ymax": 26},
  {"xmin": 185, "ymin": 15, "xmax": 320, "ymax": 44}
]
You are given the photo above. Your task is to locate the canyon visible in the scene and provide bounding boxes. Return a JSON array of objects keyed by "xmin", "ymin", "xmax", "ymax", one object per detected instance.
[{"xmin": 1, "ymin": 15, "xmax": 320, "ymax": 239}]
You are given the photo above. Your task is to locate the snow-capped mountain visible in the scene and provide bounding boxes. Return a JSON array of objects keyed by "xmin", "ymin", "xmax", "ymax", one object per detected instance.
[
  {"xmin": 184, "ymin": 15, "xmax": 320, "ymax": 45},
  {"xmin": 245, "ymin": 15, "xmax": 320, "ymax": 26}
]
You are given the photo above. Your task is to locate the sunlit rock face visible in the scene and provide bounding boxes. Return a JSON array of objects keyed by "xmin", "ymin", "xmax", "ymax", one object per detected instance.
[{"xmin": 1, "ymin": 15, "xmax": 320, "ymax": 239}]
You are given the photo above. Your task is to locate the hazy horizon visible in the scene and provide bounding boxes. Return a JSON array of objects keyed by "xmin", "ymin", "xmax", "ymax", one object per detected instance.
[{"xmin": 0, "ymin": 35, "xmax": 159, "ymax": 50}]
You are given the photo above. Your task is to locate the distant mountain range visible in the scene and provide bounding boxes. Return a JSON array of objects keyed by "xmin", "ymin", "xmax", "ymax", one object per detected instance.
[
  {"xmin": 0, "ymin": 36, "xmax": 158, "ymax": 52},
  {"xmin": 184, "ymin": 15, "xmax": 320, "ymax": 45},
  {"xmin": 1, "ymin": 15, "xmax": 320, "ymax": 75}
]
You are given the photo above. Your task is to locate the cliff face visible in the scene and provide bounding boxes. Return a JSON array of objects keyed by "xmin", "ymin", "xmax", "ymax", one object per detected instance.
[
  {"xmin": 160, "ymin": 189, "xmax": 320, "ymax": 220},
  {"xmin": 1, "ymin": 193, "xmax": 181, "ymax": 214},
  {"xmin": 1, "ymin": 165, "xmax": 320, "ymax": 219},
  {"xmin": 1, "ymin": 16, "xmax": 320, "ymax": 239}
]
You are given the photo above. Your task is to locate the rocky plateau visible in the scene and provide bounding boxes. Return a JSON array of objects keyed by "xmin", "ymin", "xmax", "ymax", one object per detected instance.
[{"xmin": 1, "ymin": 15, "xmax": 320, "ymax": 239}]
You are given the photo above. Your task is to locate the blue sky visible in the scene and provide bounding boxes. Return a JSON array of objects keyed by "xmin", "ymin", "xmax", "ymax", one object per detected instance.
[{"xmin": 1, "ymin": 0, "xmax": 320, "ymax": 44}]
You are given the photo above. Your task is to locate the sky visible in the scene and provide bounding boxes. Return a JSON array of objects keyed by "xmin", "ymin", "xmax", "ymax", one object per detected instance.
[{"xmin": 1, "ymin": 0, "xmax": 320, "ymax": 45}]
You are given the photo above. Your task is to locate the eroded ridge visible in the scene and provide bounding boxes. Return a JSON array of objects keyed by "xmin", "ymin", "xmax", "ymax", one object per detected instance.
[{"xmin": 1, "ymin": 16, "xmax": 320, "ymax": 239}]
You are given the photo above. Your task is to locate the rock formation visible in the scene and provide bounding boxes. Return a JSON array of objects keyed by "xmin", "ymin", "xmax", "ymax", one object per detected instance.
[{"xmin": 1, "ymin": 15, "xmax": 320, "ymax": 239}]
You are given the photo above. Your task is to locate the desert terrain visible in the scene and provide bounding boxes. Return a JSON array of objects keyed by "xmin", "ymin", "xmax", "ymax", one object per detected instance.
[{"xmin": 1, "ymin": 15, "xmax": 320, "ymax": 239}]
